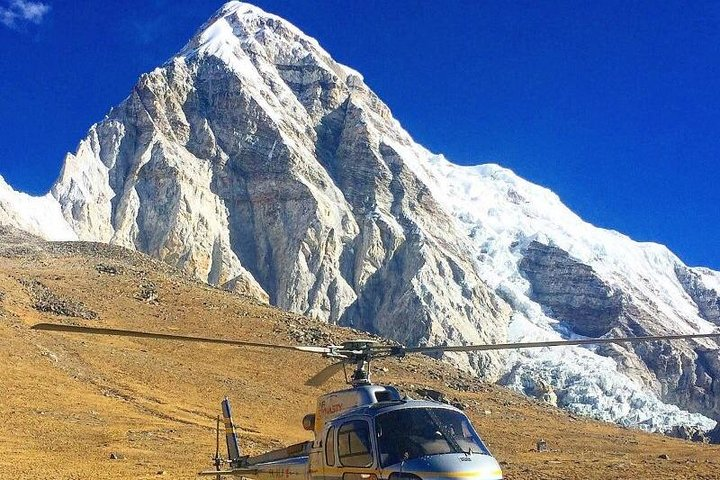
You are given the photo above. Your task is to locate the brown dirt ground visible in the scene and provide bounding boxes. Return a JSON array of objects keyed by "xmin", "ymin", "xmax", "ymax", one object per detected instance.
[{"xmin": 0, "ymin": 238, "xmax": 719, "ymax": 480}]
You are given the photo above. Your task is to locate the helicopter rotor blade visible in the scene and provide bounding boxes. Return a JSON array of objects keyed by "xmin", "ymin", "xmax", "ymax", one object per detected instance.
[
  {"xmin": 385, "ymin": 331, "xmax": 720, "ymax": 355},
  {"xmin": 305, "ymin": 361, "xmax": 346, "ymax": 387},
  {"xmin": 31, "ymin": 323, "xmax": 332, "ymax": 354}
]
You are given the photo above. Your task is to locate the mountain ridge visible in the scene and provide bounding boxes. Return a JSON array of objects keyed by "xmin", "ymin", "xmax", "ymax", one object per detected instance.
[{"xmin": 1, "ymin": 1, "xmax": 719, "ymax": 432}]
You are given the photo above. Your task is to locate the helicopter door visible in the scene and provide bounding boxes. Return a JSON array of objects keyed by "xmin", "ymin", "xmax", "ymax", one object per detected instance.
[
  {"xmin": 323, "ymin": 425, "xmax": 338, "ymax": 478},
  {"xmin": 335, "ymin": 419, "xmax": 380, "ymax": 480}
]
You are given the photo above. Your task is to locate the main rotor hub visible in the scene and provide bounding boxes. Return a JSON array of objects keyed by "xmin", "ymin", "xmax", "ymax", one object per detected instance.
[
  {"xmin": 340, "ymin": 339, "xmax": 377, "ymax": 352},
  {"xmin": 335, "ymin": 340, "xmax": 378, "ymax": 386}
]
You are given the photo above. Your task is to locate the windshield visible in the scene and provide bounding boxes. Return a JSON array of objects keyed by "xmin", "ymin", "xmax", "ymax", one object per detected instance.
[{"xmin": 375, "ymin": 407, "xmax": 490, "ymax": 466}]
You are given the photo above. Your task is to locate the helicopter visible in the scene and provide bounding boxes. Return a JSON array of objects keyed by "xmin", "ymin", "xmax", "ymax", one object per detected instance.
[{"xmin": 31, "ymin": 322, "xmax": 720, "ymax": 479}]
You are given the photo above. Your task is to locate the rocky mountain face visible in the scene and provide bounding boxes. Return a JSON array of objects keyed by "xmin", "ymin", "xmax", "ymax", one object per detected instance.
[
  {"xmin": 1, "ymin": 1, "xmax": 719, "ymax": 431},
  {"xmin": 11, "ymin": 2, "xmax": 511, "ymax": 374}
]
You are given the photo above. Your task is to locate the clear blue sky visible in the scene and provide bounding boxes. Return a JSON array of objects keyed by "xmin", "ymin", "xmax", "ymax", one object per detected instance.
[{"xmin": 0, "ymin": 1, "xmax": 718, "ymax": 269}]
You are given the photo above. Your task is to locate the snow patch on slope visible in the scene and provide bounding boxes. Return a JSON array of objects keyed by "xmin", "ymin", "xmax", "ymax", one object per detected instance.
[{"xmin": 0, "ymin": 175, "xmax": 77, "ymax": 241}]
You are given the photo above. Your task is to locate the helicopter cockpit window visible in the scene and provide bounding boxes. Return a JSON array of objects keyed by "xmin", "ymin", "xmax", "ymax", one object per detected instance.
[
  {"xmin": 375, "ymin": 407, "xmax": 490, "ymax": 467},
  {"xmin": 337, "ymin": 420, "xmax": 373, "ymax": 468},
  {"xmin": 325, "ymin": 427, "xmax": 336, "ymax": 466}
]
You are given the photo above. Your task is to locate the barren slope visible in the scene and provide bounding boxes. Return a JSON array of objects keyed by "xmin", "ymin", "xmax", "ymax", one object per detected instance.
[{"xmin": 0, "ymin": 229, "xmax": 718, "ymax": 480}]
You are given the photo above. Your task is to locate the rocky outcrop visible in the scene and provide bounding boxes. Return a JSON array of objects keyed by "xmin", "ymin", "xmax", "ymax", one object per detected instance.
[
  {"xmin": 709, "ymin": 423, "xmax": 720, "ymax": 444},
  {"xmin": 665, "ymin": 424, "xmax": 710, "ymax": 443},
  {"xmin": 519, "ymin": 241, "xmax": 623, "ymax": 337},
  {"xmin": 675, "ymin": 265, "xmax": 720, "ymax": 326}
]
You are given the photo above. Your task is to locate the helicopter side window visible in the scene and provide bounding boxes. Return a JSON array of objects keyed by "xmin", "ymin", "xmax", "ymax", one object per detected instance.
[
  {"xmin": 337, "ymin": 420, "xmax": 373, "ymax": 468},
  {"xmin": 325, "ymin": 427, "xmax": 336, "ymax": 466}
]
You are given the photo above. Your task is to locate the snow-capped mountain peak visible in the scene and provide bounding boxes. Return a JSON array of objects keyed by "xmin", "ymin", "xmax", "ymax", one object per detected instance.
[
  {"xmin": 181, "ymin": 1, "xmax": 361, "ymax": 83},
  {"xmin": 1, "ymin": 1, "xmax": 719, "ymax": 433}
]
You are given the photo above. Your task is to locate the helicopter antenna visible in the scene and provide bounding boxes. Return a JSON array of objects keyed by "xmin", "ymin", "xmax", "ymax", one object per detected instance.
[{"xmin": 213, "ymin": 415, "xmax": 222, "ymax": 477}]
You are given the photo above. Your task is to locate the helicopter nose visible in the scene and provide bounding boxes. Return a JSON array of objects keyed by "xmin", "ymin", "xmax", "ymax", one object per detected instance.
[
  {"xmin": 388, "ymin": 473, "xmax": 502, "ymax": 480},
  {"xmin": 386, "ymin": 454, "xmax": 503, "ymax": 480}
]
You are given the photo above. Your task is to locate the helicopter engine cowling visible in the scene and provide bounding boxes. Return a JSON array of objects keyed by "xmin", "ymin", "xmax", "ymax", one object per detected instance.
[{"xmin": 314, "ymin": 385, "xmax": 401, "ymax": 436}]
